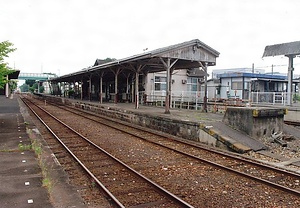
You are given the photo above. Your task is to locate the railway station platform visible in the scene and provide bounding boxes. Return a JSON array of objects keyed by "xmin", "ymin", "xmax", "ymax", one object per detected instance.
[
  {"xmin": 30, "ymin": 94, "xmax": 300, "ymax": 154},
  {"xmin": 34, "ymin": 94, "xmax": 300, "ymax": 153},
  {"xmin": 0, "ymin": 95, "xmax": 85, "ymax": 208}
]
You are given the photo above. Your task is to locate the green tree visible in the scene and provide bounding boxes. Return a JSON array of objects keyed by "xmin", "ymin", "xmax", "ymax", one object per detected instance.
[
  {"xmin": 20, "ymin": 83, "xmax": 29, "ymax": 92},
  {"xmin": 25, "ymin": 79, "xmax": 36, "ymax": 87},
  {"xmin": 0, "ymin": 41, "xmax": 16, "ymax": 89},
  {"xmin": 29, "ymin": 82, "xmax": 44, "ymax": 93},
  {"xmin": 9, "ymin": 80, "xmax": 18, "ymax": 91}
]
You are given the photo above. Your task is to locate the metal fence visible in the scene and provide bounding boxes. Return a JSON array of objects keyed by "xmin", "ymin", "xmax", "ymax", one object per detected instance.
[
  {"xmin": 143, "ymin": 91, "xmax": 205, "ymax": 109},
  {"xmin": 250, "ymin": 92, "xmax": 299, "ymax": 105}
]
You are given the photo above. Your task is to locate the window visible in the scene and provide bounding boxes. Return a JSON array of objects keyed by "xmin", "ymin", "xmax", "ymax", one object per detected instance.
[
  {"xmin": 231, "ymin": 81, "xmax": 243, "ymax": 90},
  {"xmin": 154, "ymin": 76, "xmax": 166, "ymax": 91},
  {"xmin": 187, "ymin": 77, "xmax": 198, "ymax": 91}
]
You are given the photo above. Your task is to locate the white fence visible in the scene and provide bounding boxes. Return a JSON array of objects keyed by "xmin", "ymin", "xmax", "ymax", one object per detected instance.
[
  {"xmin": 250, "ymin": 92, "xmax": 299, "ymax": 105},
  {"xmin": 143, "ymin": 91, "xmax": 205, "ymax": 109}
]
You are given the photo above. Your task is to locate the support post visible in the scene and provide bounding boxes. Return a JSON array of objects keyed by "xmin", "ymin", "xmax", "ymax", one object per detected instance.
[
  {"xmin": 198, "ymin": 62, "xmax": 208, "ymax": 112},
  {"xmin": 135, "ymin": 71, "xmax": 139, "ymax": 109},
  {"xmin": 165, "ymin": 58, "xmax": 171, "ymax": 114},
  {"xmin": 89, "ymin": 77, "xmax": 92, "ymax": 101},
  {"xmin": 5, "ymin": 75, "xmax": 9, "ymax": 98},
  {"xmin": 114, "ymin": 72, "xmax": 118, "ymax": 104},
  {"xmin": 129, "ymin": 64, "xmax": 143, "ymax": 109},
  {"xmin": 159, "ymin": 57, "xmax": 178, "ymax": 114},
  {"xmin": 287, "ymin": 55, "xmax": 294, "ymax": 106},
  {"xmin": 126, "ymin": 74, "xmax": 130, "ymax": 102},
  {"xmin": 80, "ymin": 80, "xmax": 83, "ymax": 100},
  {"xmin": 100, "ymin": 75, "xmax": 103, "ymax": 103},
  {"xmin": 62, "ymin": 82, "xmax": 66, "ymax": 97},
  {"xmin": 203, "ymin": 63, "xmax": 208, "ymax": 112}
]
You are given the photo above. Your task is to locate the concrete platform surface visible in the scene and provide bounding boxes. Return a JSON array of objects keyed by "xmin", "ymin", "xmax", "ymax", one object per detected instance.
[
  {"xmin": 1, "ymin": 95, "xmax": 88, "ymax": 208},
  {"xmin": 0, "ymin": 95, "xmax": 53, "ymax": 208}
]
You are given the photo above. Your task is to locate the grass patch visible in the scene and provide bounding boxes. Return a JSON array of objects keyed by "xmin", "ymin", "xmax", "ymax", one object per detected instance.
[
  {"xmin": 0, "ymin": 149, "xmax": 15, "ymax": 152},
  {"xmin": 42, "ymin": 178, "xmax": 52, "ymax": 189},
  {"xmin": 18, "ymin": 143, "xmax": 32, "ymax": 151},
  {"xmin": 31, "ymin": 138, "xmax": 53, "ymax": 192},
  {"xmin": 31, "ymin": 139, "xmax": 42, "ymax": 155}
]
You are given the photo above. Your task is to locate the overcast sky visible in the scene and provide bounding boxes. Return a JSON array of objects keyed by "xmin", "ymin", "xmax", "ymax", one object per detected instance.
[{"xmin": 1, "ymin": 0, "xmax": 300, "ymax": 77}]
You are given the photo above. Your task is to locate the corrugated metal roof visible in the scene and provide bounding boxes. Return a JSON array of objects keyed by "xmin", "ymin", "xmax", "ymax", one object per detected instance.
[{"xmin": 263, "ymin": 41, "xmax": 300, "ymax": 57}]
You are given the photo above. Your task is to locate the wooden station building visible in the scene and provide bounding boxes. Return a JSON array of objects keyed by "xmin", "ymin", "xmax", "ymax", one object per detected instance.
[{"xmin": 50, "ymin": 39, "xmax": 219, "ymax": 113}]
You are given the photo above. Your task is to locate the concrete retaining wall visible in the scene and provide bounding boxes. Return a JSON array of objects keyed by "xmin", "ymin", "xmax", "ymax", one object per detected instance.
[
  {"xmin": 223, "ymin": 107, "xmax": 285, "ymax": 139},
  {"xmin": 284, "ymin": 109, "xmax": 300, "ymax": 123},
  {"xmin": 35, "ymin": 95, "xmax": 231, "ymax": 151}
]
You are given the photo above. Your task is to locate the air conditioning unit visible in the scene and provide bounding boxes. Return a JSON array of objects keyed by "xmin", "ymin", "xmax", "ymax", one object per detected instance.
[{"xmin": 182, "ymin": 79, "xmax": 187, "ymax": 84}]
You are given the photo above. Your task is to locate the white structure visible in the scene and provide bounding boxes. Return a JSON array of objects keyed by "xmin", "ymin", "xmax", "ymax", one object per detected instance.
[{"xmin": 144, "ymin": 69, "xmax": 205, "ymax": 104}]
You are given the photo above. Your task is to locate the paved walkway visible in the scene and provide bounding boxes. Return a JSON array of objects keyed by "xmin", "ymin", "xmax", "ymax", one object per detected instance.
[
  {"xmin": 0, "ymin": 95, "xmax": 86, "ymax": 208},
  {"xmin": 0, "ymin": 95, "xmax": 52, "ymax": 207}
]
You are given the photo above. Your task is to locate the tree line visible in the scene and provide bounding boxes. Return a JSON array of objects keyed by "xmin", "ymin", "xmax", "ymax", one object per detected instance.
[{"xmin": 0, "ymin": 40, "xmax": 43, "ymax": 93}]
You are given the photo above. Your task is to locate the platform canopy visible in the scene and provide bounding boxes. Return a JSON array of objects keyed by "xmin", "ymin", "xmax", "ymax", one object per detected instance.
[
  {"xmin": 263, "ymin": 41, "xmax": 300, "ymax": 57},
  {"xmin": 262, "ymin": 41, "xmax": 300, "ymax": 106},
  {"xmin": 8, "ymin": 70, "xmax": 20, "ymax": 79},
  {"xmin": 52, "ymin": 39, "xmax": 219, "ymax": 82},
  {"xmin": 51, "ymin": 39, "xmax": 219, "ymax": 113}
]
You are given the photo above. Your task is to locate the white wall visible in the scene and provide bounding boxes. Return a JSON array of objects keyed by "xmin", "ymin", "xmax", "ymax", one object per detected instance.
[{"xmin": 145, "ymin": 69, "xmax": 191, "ymax": 96}]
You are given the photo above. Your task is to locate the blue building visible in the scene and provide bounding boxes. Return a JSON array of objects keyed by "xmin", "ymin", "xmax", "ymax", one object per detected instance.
[{"xmin": 207, "ymin": 69, "xmax": 299, "ymax": 101}]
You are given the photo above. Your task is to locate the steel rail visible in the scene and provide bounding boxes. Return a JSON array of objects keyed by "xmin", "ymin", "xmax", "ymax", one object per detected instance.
[
  {"xmin": 51, "ymin": 100, "xmax": 300, "ymax": 178},
  {"xmin": 22, "ymin": 97, "xmax": 194, "ymax": 208},
  {"xmin": 21, "ymin": 98, "xmax": 125, "ymax": 208},
  {"xmin": 45, "ymin": 100, "xmax": 300, "ymax": 197},
  {"xmin": 284, "ymin": 120, "xmax": 300, "ymax": 126}
]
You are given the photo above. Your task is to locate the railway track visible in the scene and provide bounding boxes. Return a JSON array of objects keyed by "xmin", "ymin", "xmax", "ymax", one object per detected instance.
[
  {"xmin": 39, "ymin": 98, "xmax": 300, "ymax": 197},
  {"xmin": 285, "ymin": 120, "xmax": 300, "ymax": 126},
  {"xmin": 22, "ymin": 96, "xmax": 300, "ymax": 207},
  {"xmin": 21, "ymin": 97, "xmax": 194, "ymax": 208}
]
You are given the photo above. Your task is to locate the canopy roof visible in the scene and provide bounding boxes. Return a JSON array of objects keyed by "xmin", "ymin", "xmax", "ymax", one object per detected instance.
[
  {"xmin": 263, "ymin": 41, "xmax": 300, "ymax": 57},
  {"xmin": 52, "ymin": 39, "xmax": 219, "ymax": 82},
  {"xmin": 8, "ymin": 70, "xmax": 20, "ymax": 79}
]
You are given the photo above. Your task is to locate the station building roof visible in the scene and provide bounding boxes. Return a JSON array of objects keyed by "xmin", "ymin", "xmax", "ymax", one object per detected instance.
[
  {"xmin": 217, "ymin": 72, "xmax": 287, "ymax": 80},
  {"xmin": 51, "ymin": 39, "xmax": 220, "ymax": 83}
]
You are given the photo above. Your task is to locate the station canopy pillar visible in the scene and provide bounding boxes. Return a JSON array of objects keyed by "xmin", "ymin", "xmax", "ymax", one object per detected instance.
[
  {"xmin": 160, "ymin": 57, "xmax": 178, "ymax": 114},
  {"xmin": 287, "ymin": 55, "xmax": 294, "ymax": 105}
]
